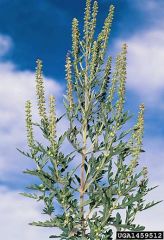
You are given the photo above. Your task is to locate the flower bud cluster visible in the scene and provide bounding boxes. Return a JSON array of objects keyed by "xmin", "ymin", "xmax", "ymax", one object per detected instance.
[
  {"xmin": 107, "ymin": 55, "xmax": 120, "ymax": 104},
  {"xmin": 89, "ymin": 1, "xmax": 98, "ymax": 43},
  {"xmin": 100, "ymin": 56, "xmax": 112, "ymax": 99},
  {"xmin": 84, "ymin": 0, "xmax": 91, "ymax": 41},
  {"xmin": 72, "ymin": 18, "xmax": 80, "ymax": 61},
  {"xmin": 142, "ymin": 166, "xmax": 148, "ymax": 179},
  {"xmin": 116, "ymin": 43, "xmax": 127, "ymax": 119},
  {"xmin": 65, "ymin": 55, "xmax": 74, "ymax": 110},
  {"xmin": 128, "ymin": 104, "xmax": 144, "ymax": 174},
  {"xmin": 25, "ymin": 100, "xmax": 34, "ymax": 148},
  {"xmin": 97, "ymin": 5, "xmax": 114, "ymax": 60},
  {"xmin": 90, "ymin": 40, "xmax": 100, "ymax": 80},
  {"xmin": 49, "ymin": 95, "xmax": 56, "ymax": 148},
  {"xmin": 132, "ymin": 104, "xmax": 144, "ymax": 160},
  {"xmin": 35, "ymin": 59, "xmax": 47, "ymax": 122}
]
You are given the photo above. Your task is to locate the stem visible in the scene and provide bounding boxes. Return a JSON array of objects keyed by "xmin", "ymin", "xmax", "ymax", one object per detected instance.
[
  {"xmin": 101, "ymin": 197, "xmax": 121, "ymax": 228},
  {"xmin": 80, "ymin": 85, "xmax": 88, "ymax": 237},
  {"xmin": 85, "ymin": 201, "xmax": 99, "ymax": 221},
  {"xmin": 80, "ymin": 148, "xmax": 86, "ymax": 237},
  {"xmin": 79, "ymin": 31, "xmax": 90, "ymax": 237}
]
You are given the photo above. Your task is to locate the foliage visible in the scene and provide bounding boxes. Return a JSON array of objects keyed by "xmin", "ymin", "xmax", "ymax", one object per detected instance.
[{"xmin": 18, "ymin": 0, "xmax": 163, "ymax": 239}]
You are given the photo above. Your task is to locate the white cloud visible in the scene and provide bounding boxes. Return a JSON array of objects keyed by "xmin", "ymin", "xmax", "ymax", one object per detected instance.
[
  {"xmin": 114, "ymin": 29, "xmax": 164, "ymax": 107},
  {"xmin": 0, "ymin": 186, "xmax": 61, "ymax": 240},
  {"xmin": 0, "ymin": 35, "xmax": 12, "ymax": 57},
  {"xmin": 129, "ymin": 0, "xmax": 164, "ymax": 12}
]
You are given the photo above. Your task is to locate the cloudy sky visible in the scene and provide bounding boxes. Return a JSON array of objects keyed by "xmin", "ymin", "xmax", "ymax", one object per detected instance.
[{"xmin": 0, "ymin": 0, "xmax": 164, "ymax": 239}]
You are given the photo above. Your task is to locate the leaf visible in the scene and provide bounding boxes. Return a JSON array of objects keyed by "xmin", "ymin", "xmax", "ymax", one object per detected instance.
[
  {"xmin": 29, "ymin": 219, "xmax": 58, "ymax": 227},
  {"xmin": 49, "ymin": 236, "xmax": 61, "ymax": 239},
  {"xmin": 42, "ymin": 205, "xmax": 55, "ymax": 215},
  {"xmin": 35, "ymin": 141, "xmax": 46, "ymax": 153},
  {"xmin": 16, "ymin": 148, "xmax": 31, "ymax": 158},
  {"xmin": 24, "ymin": 169, "xmax": 54, "ymax": 182},
  {"xmin": 92, "ymin": 212, "xmax": 97, "ymax": 219},
  {"xmin": 115, "ymin": 212, "xmax": 122, "ymax": 224},
  {"xmin": 141, "ymin": 200, "xmax": 163, "ymax": 211},
  {"xmin": 80, "ymin": 199, "xmax": 92, "ymax": 207},
  {"xmin": 26, "ymin": 184, "xmax": 46, "ymax": 191},
  {"xmin": 56, "ymin": 113, "xmax": 66, "ymax": 123},
  {"xmin": 68, "ymin": 227, "xmax": 80, "ymax": 237},
  {"xmin": 134, "ymin": 171, "xmax": 143, "ymax": 179},
  {"xmin": 74, "ymin": 174, "xmax": 81, "ymax": 184},
  {"xmin": 58, "ymin": 131, "xmax": 67, "ymax": 146},
  {"xmin": 84, "ymin": 163, "xmax": 88, "ymax": 172},
  {"xmin": 68, "ymin": 163, "xmax": 81, "ymax": 179},
  {"xmin": 147, "ymin": 185, "xmax": 159, "ymax": 192},
  {"xmin": 119, "ymin": 112, "xmax": 133, "ymax": 125},
  {"xmin": 63, "ymin": 99, "xmax": 69, "ymax": 111},
  {"xmin": 65, "ymin": 150, "xmax": 76, "ymax": 159},
  {"xmin": 19, "ymin": 192, "xmax": 38, "ymax": 199},
  {"xmin": 134, "ymin": 225, "xmax": 145, "ymax": 231},
  {"xmin": 23, "ymin": 169, "xmax": 40, "ymax": 176},
  {"xmin": 140, "ymin": 149, "xmax": 145, "ymax": 152},
  {"xmin": 118, "ymin": 128, "xmax": 133, "ymax": 140},
  {"xmin": 32, "ymin": 122, "xmax": 40, "ymax": 127}
]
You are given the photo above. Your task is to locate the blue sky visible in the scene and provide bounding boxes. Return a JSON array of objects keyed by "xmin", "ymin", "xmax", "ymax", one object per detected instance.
[
  {"xmin": 0, "ymin": 0, "xmax": 164, "ymax": 239},
  {"xmin": 0, "ymin": 0, "xmax": 160, "ymax": 79}
]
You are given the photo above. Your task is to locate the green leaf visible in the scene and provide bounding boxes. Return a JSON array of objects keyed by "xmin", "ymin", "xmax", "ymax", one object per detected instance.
[
  {"xmin": 147, "ymin": 185, "xmax": 159, "ymax": 192},
  {"xmin": 29, "ymin": 219, "xmax": 58, "ymax": 227},
  {"xmin": 115, "ymin": 212, "xmax": 122, "ymax": 224},
  {"xmin": 19, "ymin": 192, "xmax": 38, "ymax": 199},
  {"xmin": 119, "ymin": 111, "xmax": 133, "ymax": 125},
  {"xmin": 68, "ymin": 163, "xmax": 81, "ymax": 179},
  {"xmin": 56, "ymin": 113, "xmax": 66, "ymax": 123},
  {"xmin": 16, "ymin": 148, "xmax": 31, "ymax": 158},
  {"xmin": 42, "ymin": 205, "xmax": 55, "ymax": 215},
  {"xmin": 32, "ymin": 122, "xmax": 40, "ymax": 127},
  {"xmin": 84, "ymin": 163, "xmax": 88, "ymax": 172},
  {"xmin": 118, "ymin": 128, "xmax": 133, "ymax": 140},
  {"xmin": 26, "ymin": 184, "xmax": 47, "ymax": 191},
  {"xmin": 74, "ymin": 174, "xmax": 81, "ymax": 184},
  {"xmin": 58, "ymin": 131, "xmax": 67, "ymax": 146},
  {"xmin": 23, "ymin": 168, "xmax": 41, "ymax": 176},
  {"xmin": 49, "ymin": 236, "xmax": 61, "ymax": 239},
  {"xmin": 80, "ymin": 199, "xmax": 92, "ymax": 207},
  {"xmin": 35, "ymin": 141, "xmax": 46, "ymax": 153},
  {"xmin": 141, "ymin": 200, "xmax": 163, "ymax": 211},
  {"xmin": 132, "ymin": 224, "xmax": 145, "ymax": 231}
]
